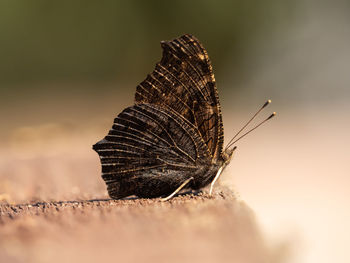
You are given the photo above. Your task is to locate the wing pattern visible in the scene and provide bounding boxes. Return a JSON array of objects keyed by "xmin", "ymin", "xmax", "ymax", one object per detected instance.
[
  {"xmin": 93, "ymin": 103, "xmax": 211, "ymax": 198},
  {"xmin": 135, "ymin": 34, "xmax": 224, "ymax": 160}
]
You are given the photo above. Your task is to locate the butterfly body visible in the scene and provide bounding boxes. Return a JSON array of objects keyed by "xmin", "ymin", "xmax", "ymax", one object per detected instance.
[
  {"xmin": 134, "ymin": 159, "xmax": 222, "ymax": 199},
  {"xmin": 94, "ymin": 34, "xmax": 234, "ymax": 199}
]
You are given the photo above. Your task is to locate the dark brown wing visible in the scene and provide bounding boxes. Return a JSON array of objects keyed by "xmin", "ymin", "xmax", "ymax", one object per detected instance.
[
  {"xmin": 135, "ymin": 34, "xmax": 224, "ymax": 161},
  {"xmin": 93, "ymin": 103, "xmax": 212, "ymax": 199}
]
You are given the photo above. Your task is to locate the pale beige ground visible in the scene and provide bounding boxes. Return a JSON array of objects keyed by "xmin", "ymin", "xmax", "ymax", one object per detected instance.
[{"xmin": 0, "ymin": 192, "xmax": 286, "ymax": 263}]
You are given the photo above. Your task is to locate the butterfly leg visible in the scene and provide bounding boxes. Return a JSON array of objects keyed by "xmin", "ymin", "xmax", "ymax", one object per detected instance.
[
  {"xmin": 161, "ymin": 177, "xmax": 194, "ymax": 202},
  {"xmin": 209, "ymin": 166, "xmax": 223, "ymax": 196}
]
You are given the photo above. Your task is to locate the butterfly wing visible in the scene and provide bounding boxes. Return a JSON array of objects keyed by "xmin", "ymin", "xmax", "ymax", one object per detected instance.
[
  {"xmin": 93, "ymin": 103, "xmax": 212, "ymax": 199},
  {"xmin": 135, "ymin": 34, "xmax": 224, "ymax": 160}
]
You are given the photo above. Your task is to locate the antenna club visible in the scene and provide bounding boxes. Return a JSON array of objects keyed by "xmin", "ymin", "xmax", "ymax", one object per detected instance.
[
  {"xmin": 262, "ymin": 100, "xmax": 272, "ymax": 108},
  {"xmin": 268, "ymin": 112, "xmax": 276, "ymax": 120}
]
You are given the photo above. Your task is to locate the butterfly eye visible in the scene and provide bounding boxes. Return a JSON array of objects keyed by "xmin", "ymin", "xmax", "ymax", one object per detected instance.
[{"xmin": 223, "ymin": 146, "xmax": 237, "ymax": 163}]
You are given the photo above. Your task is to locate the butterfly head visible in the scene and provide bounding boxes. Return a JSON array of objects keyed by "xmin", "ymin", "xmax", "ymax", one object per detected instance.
[{"xmin": 221, "ymin": 146, "xmax": 237, "ymax": 167}]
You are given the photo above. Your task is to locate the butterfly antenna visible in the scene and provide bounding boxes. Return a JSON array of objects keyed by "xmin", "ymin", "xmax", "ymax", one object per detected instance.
[
  {"xmin": 227, "ymin": 112, "xmax": 276, "ymax": 147},
  {"xmin": 226, "ymin": 100, "xmax": 272, "ymax": 149}
]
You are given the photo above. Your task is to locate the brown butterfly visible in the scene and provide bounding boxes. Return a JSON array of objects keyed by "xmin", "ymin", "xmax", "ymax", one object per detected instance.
[{"xmin": 93, "ymin": 34, "xmax": 275, "ymax": 200}]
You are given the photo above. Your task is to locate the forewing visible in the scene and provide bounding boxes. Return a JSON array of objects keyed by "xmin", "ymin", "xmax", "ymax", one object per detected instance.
[
  {"xmin": 135, "ymin": 34, "xmax": 224, "ymax": 160},
  {"xmin": 93, "ymin": 103, "xmax": 211, "ymax": 199}
]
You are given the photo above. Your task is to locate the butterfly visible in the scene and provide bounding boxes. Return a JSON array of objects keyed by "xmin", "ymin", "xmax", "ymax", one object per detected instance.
[{"xmin": 93, "ymin": 34, "xmax": 275, "ymax": 200}]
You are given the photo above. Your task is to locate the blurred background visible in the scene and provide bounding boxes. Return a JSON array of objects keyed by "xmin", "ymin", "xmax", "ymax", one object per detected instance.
[{"xmin": 0, "ymin": 1, "xmax": 349, "ymax": 263}]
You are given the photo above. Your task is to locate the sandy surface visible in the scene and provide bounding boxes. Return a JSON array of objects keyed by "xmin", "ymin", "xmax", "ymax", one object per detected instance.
[{"xmin": 0, "ymin": 190, "xmax": 286, "ymax": 263}]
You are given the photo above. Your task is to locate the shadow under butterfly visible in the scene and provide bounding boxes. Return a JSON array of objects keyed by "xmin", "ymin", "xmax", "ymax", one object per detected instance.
[{"xmin": 93, "ymin": 34, "xmax": 275, "ymax": 201}]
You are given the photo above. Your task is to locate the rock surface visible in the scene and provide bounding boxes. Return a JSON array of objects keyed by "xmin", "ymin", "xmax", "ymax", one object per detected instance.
[{"xmin": 0, "ymin": 190, "xmax": 281, "ymax": 263}]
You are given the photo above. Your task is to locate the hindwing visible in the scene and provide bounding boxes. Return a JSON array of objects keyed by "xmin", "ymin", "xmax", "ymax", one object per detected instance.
[{"xmin": 93, "ymin": 103, "xmax": 211, "ymax": 199}]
